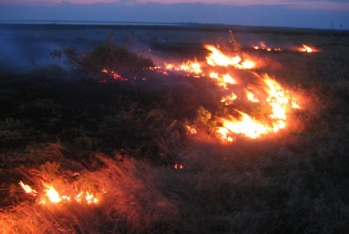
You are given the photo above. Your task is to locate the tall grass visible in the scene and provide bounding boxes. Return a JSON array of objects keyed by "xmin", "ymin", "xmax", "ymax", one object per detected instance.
[
  {"xmin": 2, "ymin": 123, "xmax": 349, "ymax": 233},
  {"xmin": 1, "ymin": 28, "xmax": 349, "ymax": 233}
]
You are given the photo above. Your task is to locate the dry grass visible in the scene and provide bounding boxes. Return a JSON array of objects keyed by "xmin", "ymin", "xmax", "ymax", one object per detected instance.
[{"xmin": 1, "ymin": 25, "xmax": 349, "ymax": 233}]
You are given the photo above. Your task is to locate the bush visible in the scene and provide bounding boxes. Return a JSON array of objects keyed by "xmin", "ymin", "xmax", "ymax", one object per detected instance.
[{"xmin": 50, "ymin": 35, "xmax": 154, "ymax": 75}]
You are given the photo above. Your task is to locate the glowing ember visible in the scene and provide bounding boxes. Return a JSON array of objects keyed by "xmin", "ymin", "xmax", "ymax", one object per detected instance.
[
  {"xmin": 101, "ymin": 68, "xmax": 128, "ymax": 81},
  {"xmin": 186, "ymin": 125, "xmax": 197, "ymax": 135},
  {"xmin": 174, "ymin": 163, "xmax": 185, "ymax": 169}
]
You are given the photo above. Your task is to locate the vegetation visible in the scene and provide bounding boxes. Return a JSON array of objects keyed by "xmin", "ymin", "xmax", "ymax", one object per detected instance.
[{"xmin": 0, "ymin": 28, "xmax": 349, "ymax": 233}]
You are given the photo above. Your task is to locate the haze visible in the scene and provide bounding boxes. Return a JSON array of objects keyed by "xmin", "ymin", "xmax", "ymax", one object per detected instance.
[{"xmin": 0, "ymin": 0, "xmax": 348, "ymax": 29}]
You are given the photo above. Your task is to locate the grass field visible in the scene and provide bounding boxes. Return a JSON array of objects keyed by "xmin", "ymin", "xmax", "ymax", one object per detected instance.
[{"xmin": 0, "ymin": 23, "xmax": 349, "ymax": 233}]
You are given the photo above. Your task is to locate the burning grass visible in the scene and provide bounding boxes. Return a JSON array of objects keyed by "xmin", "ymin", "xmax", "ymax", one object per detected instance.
[{"xmin": 1, "ymin": 25, "xmax": 349, "ymax": 233}]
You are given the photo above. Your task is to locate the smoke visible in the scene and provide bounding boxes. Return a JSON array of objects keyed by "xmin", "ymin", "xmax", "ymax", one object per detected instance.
[{"xmin": 0, "ymin": 33, "xmax": 69, "ymax": 73}]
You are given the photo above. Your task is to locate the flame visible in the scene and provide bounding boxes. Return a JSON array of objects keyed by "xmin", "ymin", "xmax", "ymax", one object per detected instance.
[
  {"xmin": 218, "ymin": 111, "xmax": 269, "ymax": 139},
  {"xmin": 160, "ymin": 42, "xmax": 301, "ymax": 141},
  {"xmin": 186, "ymin": 125, "xmax": 197, "ymax": 135},
  {"xmin": 215, "ymin": 75, "xmax": 300, "ymax": 139},
  {"xmin": 150, "ymin": 38, "xmax": 304, "ymax": 142},
  {"xmin": 217, "ymin": 127, "xmax": 234, "ymax": 142},
  {"xmin": 180, "ymin": 59, "xmax": 202, "ymax": 74},
  {"xmin": 210, "ymin": 73, "xmax": 238, "ymax": 89},
  {"xmin": 221, "ymin": 92, "xmax": 237, "ymax": 105},
  {"xmin": 20, "ymin": 181, "xmax": 101, "ymax": 205},
  {"xmin": 204, "ymin": 44, "xmax": 242, "ymax": 67},
  {"xmin": 41, "ymin": 183, "xmax": 62, "ymax": 204},
  {"xmin": 298, "ymin": 44, "xmax": 315, "ymax": 53},
  {"xmin": 240, "ymin": 60, "xmax": 255, "ymax": 69},
  {"xmin": 19, "ymin": 181, "xmax": 37, "ymax": 196},
  {"xmin": 164, "ymin": 59, "xmax": 202, "ymax": 75},
  {"xmin": 246, "ymin": 90, "xmax": 259, "ymax": 103}
]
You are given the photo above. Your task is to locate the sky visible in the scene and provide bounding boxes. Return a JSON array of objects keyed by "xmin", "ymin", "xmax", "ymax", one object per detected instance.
[{"xmin": 0, "ymin": 0, "xmax": 348, "ymax": 29}]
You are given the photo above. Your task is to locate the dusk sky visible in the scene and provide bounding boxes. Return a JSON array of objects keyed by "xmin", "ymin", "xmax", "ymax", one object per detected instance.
[{"xmin": 0, "ymin": 0, "xmax": 348, "ymax": 29}]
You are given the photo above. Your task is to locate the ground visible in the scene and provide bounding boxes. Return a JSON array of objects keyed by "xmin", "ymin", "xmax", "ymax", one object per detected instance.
[{"xmin": 0, "ymin": 23, "xmax": 349, "ymax": 234}]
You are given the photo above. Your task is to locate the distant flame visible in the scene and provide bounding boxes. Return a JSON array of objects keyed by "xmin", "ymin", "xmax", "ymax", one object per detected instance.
[
  {"xmin": 298, "ymin": 44, "xmax": 316, "ymax": 53},
  {"xmin": 174, "ymin": 163, "xmax": 185, "ymax": 169}
]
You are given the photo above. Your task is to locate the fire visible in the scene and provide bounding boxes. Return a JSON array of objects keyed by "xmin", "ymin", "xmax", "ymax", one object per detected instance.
[
  {"xmin": 218, "ymin": 111, "xmax": 269, "ymax": 139},
  {"xmin": 221, "ymin": 92, "xmax": 237, "ymax": 105},
  {"xmin": 204, "ymin": 44, "xmax": 254, "ymax": 69},
  {"xmin": 240, "ymin": 60, "xmax": 255, "ymax": 69},
  {"xmin": 186, "ymin": 125, "xmax": 197, "ymax": 135},
  {"xmin": 180, "ymin": 59, "xmax": 202, "ymax": 74},
  {"xmin": 252, "ymin": 42, "xmax": 319, "ymax": 53},
  {"xmin": 299, "ymin": 44, "xmax": 315, "ymax": 53},
  {"xmin": 42, "ymin": 183, "xmax": 62, "ymax": 204},
  {"xmin": 19, "ymin": 181, "xmax": 37, "ymax": 196},
  {"xmin": 204, "ymin": 44, "xmax": 241, "ymax": 67},
  {"xmin": 158, "ymin": 41, "xmax": 301, "ymax": 142},
  {"xmin": 215, "ymin": 74, "xmax": 300, "ymax": 139},
  {"xmin": 164, "ymin": 59, "xmax": 202, "ymax": 75},
  {"xmin": 246, "ymin": 90, "xmax": 259, "ymax": 103},
  {"xmin": 19, "ymin": 181, "xmax": 101, "ymax": 205},
  {"xmin": 210, "ymin": 73, "xmax": 238, "ymax": 89},
  {"xmin": 217, "ymin": 127, "xmax": 234, "ymax": 142}
]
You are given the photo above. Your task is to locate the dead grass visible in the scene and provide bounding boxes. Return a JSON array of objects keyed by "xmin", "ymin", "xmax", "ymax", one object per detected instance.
[{"xmin": 1, "ymin": 25, "xmax": 349, "ymax": 233}]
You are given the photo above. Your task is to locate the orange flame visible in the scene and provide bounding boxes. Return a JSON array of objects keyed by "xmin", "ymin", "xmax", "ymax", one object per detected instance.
[
  {"xmin": 204, "ymin": 44, "xmax": 242, "ymax": 67},
  {"xmin": 246, "ymin": 90, "xmax": 259, "ymax": 103},
  {"xmin": 210, "ymin": 73, "xmax": 238, "ymax": 89},
  {"xmin": 185, "ymin": 125, "xmax": 197, "ymax": 135},
  {"xmin": 160, "ymin": 42, "xmax": 301, "ymax": 141},
  {"xmin": 20, "ymin": 181, "xmax": 101, "ymax": 205},
  {"xmin": 217, "ymin": 127, "xmax": 234, "ymax": 142},
  {"xmin": 221, "ymin": 92, "xmax": 237, "ymax": 105},
  {"xmin": 298, "ymin": 44, "xmax": 316, "ymax": 53},
  {"xmin": 218, "ymin": 111, "xmax": 269, "ymax": 139},
  {"xmin": 19, "ymin": 181, "xmax": 37, "ymax": 196}
]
